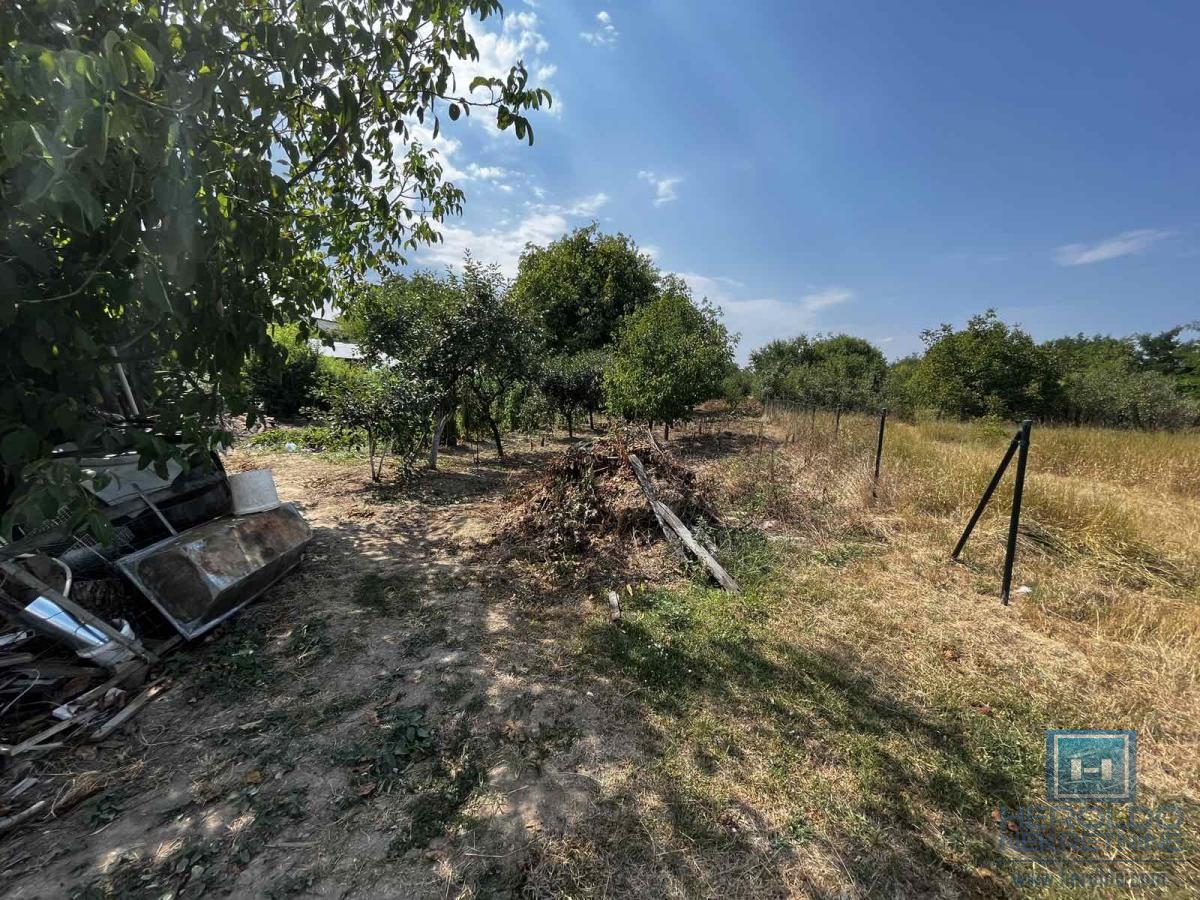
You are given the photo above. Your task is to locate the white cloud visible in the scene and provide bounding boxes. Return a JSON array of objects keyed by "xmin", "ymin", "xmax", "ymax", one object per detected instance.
[
  {"xmin": 638, "ymin": 170, "xmax": 682, "ymax": 206},
  {"xmin": 421, "ymin": 194, "xmax": 611, "ymax": 277},
  {"xmin": 673, "ymin": 273, "xmax": 854, "ymax": 363},
  {"xmin": 463, "ymin": 163, "xmax": 509, "ymax": 182},
  {"xmin": 580, "ymin": 10, "xmax": 619, "ymax": 46},
  {"xmin": 1054, "ymin": 229, "xmax": 1170, "ymax": 266},
  {"xmin": 799, "ymin": 287, "xmax": 853, "ymax": 311},
  {"xmin": 566, "ymin": 192, "xmax": 609, "ymax": 216}
]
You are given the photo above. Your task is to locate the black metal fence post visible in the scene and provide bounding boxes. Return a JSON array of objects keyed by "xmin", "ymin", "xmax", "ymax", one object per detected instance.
[
  {"xmin": 1000, "ymin": 420, "xmax": 1032, "ymax": 604},
  {"xmin": 872, "ymin": 408, "xmax": 888, "ymax": 499},
  {"xmin": 951, "ymin": 426, "xmax": 1022, "ymax": 560}
]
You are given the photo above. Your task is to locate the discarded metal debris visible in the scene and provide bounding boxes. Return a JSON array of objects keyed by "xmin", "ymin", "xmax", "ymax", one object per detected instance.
[
  {"xmin": 117, "ymin": 502, "xmax": 312, "ymax": 640},
  {"xmin": 0, "ymin": 453, "xmax": 311, "ymax": 805}
]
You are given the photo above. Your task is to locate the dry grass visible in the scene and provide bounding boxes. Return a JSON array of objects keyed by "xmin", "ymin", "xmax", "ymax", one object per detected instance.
[{"xmin": 562, "ymin": 409, "xmax": 1200, "ymax": 897}]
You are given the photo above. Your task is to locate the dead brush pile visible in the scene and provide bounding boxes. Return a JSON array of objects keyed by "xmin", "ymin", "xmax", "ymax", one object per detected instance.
[{"xmin": 500, "ymin": 428, "xmax": 719, "ymax": 561}]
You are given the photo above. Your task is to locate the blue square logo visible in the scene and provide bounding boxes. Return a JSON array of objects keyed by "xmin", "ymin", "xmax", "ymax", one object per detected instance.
[{"xmin": 1046, "ymin": 730, "xmax": 1136, "ymax": 802}]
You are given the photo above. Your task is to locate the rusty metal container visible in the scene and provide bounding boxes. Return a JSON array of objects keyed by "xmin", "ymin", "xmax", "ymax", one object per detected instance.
[{"xmin": 116, "ymin": 503, "xmax": 312, "ymax": 639}]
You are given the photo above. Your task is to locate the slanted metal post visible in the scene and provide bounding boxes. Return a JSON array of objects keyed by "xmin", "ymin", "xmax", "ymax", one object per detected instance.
[
  {"xmin": 951, "ymin": 425, "xmax": 1022, "ymax": 561},
  {"xmin": 872, "ymin": 407, "xmax": 887, "ymax": 499},
  {"xmin": 1000, "ymin": 420, "xmax": 1032, "ymax": 604}
]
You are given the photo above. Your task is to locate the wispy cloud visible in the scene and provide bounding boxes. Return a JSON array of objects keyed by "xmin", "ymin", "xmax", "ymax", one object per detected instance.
[
  {"xmin": 673, "ymin": 273, "xmax": 854, "ymax": 363},
  {"xmin": 799, "ymin": 287, "xmax": 853, "ymax": 311},
  {"xmin": 638, "ymin": 170, "xmax": 682, "ymax": 206},
  {"xmin": 1054, "ymin": 229, "xmax": 1170, "ymax": 266},
  {"xmin": 420, "ymin": 193, "xmax": 611, "ymax": 277},
  {"xmin": 580, "ymin": 10, "xmax": 619, "ymax": 46}
]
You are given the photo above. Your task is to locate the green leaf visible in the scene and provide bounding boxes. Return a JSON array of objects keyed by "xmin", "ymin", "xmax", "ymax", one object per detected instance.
[
  {"xmin": 107, "ymin": 42, "xmax": 129, "ymax": 86},
  {"xmin": 145, "ymin": 265, "xmax": 173, "ymax": 314},
  {"xmin": 128, "ymin": 42, "xmax": 156, "ymax": 84},
  {"xmin": 0, "ymin": 427, "xmax": 37, "ymax": 465}
]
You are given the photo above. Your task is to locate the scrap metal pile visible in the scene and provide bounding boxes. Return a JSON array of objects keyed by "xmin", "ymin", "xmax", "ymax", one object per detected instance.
[{"xmin": 0, "ymin": 451, "xmax": 311, "ymax": 815}]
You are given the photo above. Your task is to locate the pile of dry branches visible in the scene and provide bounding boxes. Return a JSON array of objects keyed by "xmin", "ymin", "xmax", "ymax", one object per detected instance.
[{"xmin": 500, "ymin": 428, "xmax": 719, "ymax": 561}]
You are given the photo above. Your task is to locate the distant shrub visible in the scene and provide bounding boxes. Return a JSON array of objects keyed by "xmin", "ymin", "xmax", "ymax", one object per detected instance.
[{"xmin": 245, "ymin": 324, "xmax": 321, "ymax": 418}]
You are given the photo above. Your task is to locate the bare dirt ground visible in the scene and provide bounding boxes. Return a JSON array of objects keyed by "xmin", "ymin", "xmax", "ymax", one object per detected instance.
[{"xmin": 0, "ymin": 439, "xmax": 669, "ymax": 899}]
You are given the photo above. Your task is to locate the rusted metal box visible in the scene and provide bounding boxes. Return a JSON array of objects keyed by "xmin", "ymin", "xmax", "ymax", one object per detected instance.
[{"xmin": 116, "ymin": 503, "xmax": 312, "ymax": 639}]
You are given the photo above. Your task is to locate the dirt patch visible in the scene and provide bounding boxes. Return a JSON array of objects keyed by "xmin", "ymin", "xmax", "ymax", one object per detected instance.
[{"xmin": 0, "ymin": 442, "xmax": 647, "ymax": 899}]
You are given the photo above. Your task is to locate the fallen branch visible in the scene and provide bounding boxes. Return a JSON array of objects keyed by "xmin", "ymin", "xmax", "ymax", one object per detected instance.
[{"xmin": 627, "ymin": 454, "xmax": 739, "ymax": 593}]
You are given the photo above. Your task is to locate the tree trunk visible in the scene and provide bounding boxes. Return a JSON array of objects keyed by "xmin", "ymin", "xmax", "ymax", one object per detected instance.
[
  {"xmin": 588, "ymin": 410, "xmax": 595, "ymax": 431},
  {"xmin": 664, "ymin": 422, "xmax": 670, "ymax": 441},
  {"xmin": 487, "ymin": 415, "xmax": 504, "ymax": 458},
  {"xmin": 834, "ymin": 407, "xmax": 842, "ymax": 436},
  {"xmin": 429, "ymin": 412, "xmax": 450, "ymax": 470},
  {"xmin": 566, "ymin": 409, "xmax": 574, "ymax": 438}
]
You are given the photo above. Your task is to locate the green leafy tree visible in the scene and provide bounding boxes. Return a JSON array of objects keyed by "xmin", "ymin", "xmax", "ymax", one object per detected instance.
[
  {"xmin": 244, "ymin": 325, "xmax": 321, "ymax": 419},
  {"xmin": 346, "ymin": 258, "xmax": 530, "ymax": 463},
  {"xmin": 1042, "ymin": 332, "xmax": 1198, "ymax": 428},
  {"xmin": 883, "ymin": 355, "xmax": 926, "ymax": 418},
  {"xmin": 539, "ymin": 354, "xmax": 602, "ymax": 438},
  {"xmin": 0, "ymin": 0, "xmax": 550, "ymax": 537},
  {"xmin": 916, "ymin": 310, "xmax": 1059, "ymax": 420},
  {"xmin": 721, "ymin": 367, "xmax": 756, "ymax": 415},
  {"xmin": 1135, "ymin": 324, "xmax": 1200, "ymax": 396},
  {"xmin": 749, "ymin": 337, "xmax": 810, "ymax": 402},
  {"xmin": 604, "ymin": 281, "xmax": 734, "ymax": 436},
  {"xmin": 317, "ymin": 367, "xmax": 429, "ymax": 482},
  {"xmin": 511, "ymin": 224, "xmax": 660, "ymax": 355}
]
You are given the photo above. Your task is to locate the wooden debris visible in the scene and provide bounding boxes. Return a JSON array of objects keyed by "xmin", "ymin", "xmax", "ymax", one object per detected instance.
[
  {"xmin": 90, "ymin": 681, "xmax": 166, "ymax": 742},
  {"xmin": 2, "ymin": 778, "xmax": 39, "ymax": 804},
  {"xmin": 5, "ymin": 711, "xmax": 97, "ymax": 757},
  {"xmin": 0, "ymin": 800, "xmax": 47, "ymax": 836},
  {"xmin": 627, "ymin": 453, "xmax": 740, "ymax": 593}
]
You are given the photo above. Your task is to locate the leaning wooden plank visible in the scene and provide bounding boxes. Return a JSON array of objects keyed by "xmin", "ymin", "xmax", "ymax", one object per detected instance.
[
  {"xmin": 90, "ymin": 682, "xmax": 166, "ymax": 742},
  {"xmin": 626, "ymin": 453, "xmax": 683, "ymax": 556},
  {"xmin": 627, "ymin": 454, "xmax": 740, "ymax": 593},
  {"xmin": 643, "ymin": 430, "xmax": 725, "ymax": 527},
  {"xmin": 0, "ymin": 561, "xmax": 156, "ymax": 664}
]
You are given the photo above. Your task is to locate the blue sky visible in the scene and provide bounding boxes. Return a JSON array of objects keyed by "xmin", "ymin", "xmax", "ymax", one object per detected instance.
[{"xmin": 414, "ymin": 1, "xmax": 1200, "ymax": 362}]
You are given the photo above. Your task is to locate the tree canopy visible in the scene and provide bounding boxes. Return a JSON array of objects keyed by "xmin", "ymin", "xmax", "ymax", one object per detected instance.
[
  {"xmin": 1, "ymin": 0, "xmax": 549, "ymax": 537},
  {"xmin": 511, "ymin": 223, "xmax": 660, "ymax": 356},
  {"xmin": 604, "ymin": 280, "xmax": 734, "ymax": 428},
  {"xmin": 915, "ymin": 310, "xmax": 1059, "ymax": 420},
  {"xmin": 345, "ymin": 258, "xmax": 531, "ymax": 462}
]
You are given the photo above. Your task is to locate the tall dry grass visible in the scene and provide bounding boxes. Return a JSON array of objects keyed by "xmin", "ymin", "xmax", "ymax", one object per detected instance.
[{"xmin": 722, "ymin": 409, "xmax": 1200, "ymax": 771}]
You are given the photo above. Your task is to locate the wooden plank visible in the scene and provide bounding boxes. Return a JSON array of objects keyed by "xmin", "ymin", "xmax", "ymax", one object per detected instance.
[
  {"xmin": 627, "ymin": 454, "xmax": 740, "ymax": 593},
  {"xmin": 0, "ymin": 800, "xmax": 47, "ymax": 836},
  {"xmin": 90, "ymin": 682, "xmax": 165, "ymax": 742},
  {"xmin": 0, "ymin": 561, "xmax": 156, "ymax": 664},
  {"xmin": 626, "ymin": 453, "xmax": 683, "ymax": 556},
  {"xmin": 4, "ymin": 711, "xmax": 96, "ymax": 757}
]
